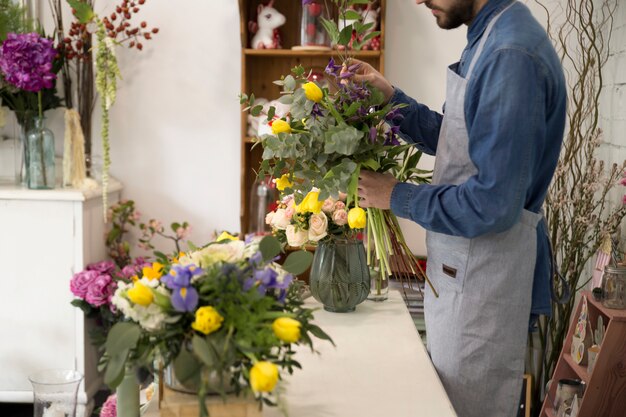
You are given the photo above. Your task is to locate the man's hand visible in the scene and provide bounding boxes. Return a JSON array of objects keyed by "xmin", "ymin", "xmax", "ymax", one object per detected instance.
[
  {"xmin": 342, "ymin": 59, "xmax": 394, "ymax": 104},
  {"xmin": 358, "ymin": 170, "xmax": 399, "ymax": 210}
]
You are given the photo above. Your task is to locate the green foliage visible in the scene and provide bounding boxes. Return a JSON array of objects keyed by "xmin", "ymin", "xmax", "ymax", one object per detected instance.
[{"xmin": 0, "ymin": 0, "xmax": 31, "ymax": 41}]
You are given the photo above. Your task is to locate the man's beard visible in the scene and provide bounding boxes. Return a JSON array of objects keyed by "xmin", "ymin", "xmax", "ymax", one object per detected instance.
[{"xmin": 427, "ymin": 0, "xmax": 475, "ymax": 29}]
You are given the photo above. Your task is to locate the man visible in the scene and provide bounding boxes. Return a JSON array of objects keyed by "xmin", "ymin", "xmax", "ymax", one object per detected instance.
[{"xmin": 353, "ymin": 0, "xmax": 566, "ymax": 416}]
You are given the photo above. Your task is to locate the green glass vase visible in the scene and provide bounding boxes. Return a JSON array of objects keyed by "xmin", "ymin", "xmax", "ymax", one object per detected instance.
[{"xmin": 309, "ymin": 238, "xmax": 371, "ymax": 312}]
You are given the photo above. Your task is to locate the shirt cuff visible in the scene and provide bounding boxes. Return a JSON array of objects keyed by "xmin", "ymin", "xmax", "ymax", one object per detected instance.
[{"xmin": 390, "ymin": 182, "xmax": 419, "ymax": 220}]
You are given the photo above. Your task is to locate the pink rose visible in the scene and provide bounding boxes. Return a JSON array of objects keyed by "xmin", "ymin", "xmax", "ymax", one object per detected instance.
[
  {"xmin": 338, "ymin": 192, "xmax": 347, "ymax": 201},
  {"xmin": 285, "ymin": 206, "xmax": 295, "ymax": 219},
  {"xmin": 85, "ymin": 274, "xmax": 116, "ymax": 307},
  {"xmin": 332, "ymin": 209, "xmax": 348, "ymax": 226},
  {"xmin": 99, "ymin": 394, "xmax": 117, "ymax": 417},
  {"xmin": 308, "ymin": 213, "xmax": 328, "ymax": 242},
  {"xmin": 334, "ymin": 201, "xmax": 346, "ymax": 211},
  {"xmin": 270, "ymin": 208, "xmax": 291, "ymax": 230},
  {"xmin": 322, "ymin": 198, "xmax": 336, "ymax": 213},
  {"xmin": 87, "ymin": 260, "xmax": 116, "ymax": 275},
  {"xmin": 70, "ymin": 270, "xmax": 99, "ymax": 299}
]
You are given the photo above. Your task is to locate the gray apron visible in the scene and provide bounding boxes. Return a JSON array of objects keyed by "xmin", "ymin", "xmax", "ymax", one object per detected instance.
[{"xmin": 424, "ymin": 3, "xmax": 540, "ymax": 417}]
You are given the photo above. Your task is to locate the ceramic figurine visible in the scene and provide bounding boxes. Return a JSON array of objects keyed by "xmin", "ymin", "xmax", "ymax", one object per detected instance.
[{"xmin": 249, "ymin": 0, "xmax": 285, "ymax": 49}]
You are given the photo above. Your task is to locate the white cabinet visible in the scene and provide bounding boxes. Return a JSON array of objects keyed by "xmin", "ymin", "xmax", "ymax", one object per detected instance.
[{"xmin": 0, "ymin": 180, "xmax": 122, "ymax": 415}]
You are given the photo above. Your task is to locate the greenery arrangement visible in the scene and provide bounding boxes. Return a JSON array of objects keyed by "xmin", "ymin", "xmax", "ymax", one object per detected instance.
[{"xmin": 530, "ymin": 0, "xmax": 626, "ymax": 408}]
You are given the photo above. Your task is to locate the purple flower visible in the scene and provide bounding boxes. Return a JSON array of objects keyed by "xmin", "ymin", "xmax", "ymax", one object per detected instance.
[
  {"xmin": 161, "ymin": 265, "xmax": 202, "ymax": 312},
  {"xmin": 85, "ymin": 274, "xmax": 116, "ymax": 307},
  {"xmin": 324, "ymin": 58, "xmax": 341, "ymax": 76},
  {"xmin": 87, "ymin": 260, "xmax": 116, "ymax": 275},
  {"xmin": 99, "ymin": 394, "xmax": 116, "ymax": 417},
  {"xmin": 0, "ymin": 32, "xmax": 57, "ymax": 92},
  {"xmin": 369, "ymin": 126, "xmax": 377, "ymax": 143},
  {"xmin": 302, "ymin": 0, "xmax": 314, "ymax": 4},
  {"xmin": 70, "ymin": 270, "xmax": 99, "ymax": 299}
]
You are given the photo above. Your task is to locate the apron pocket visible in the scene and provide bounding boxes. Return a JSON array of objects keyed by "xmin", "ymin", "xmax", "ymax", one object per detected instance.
[{"xmin": 426, "ymin": 231, "xmax": 471, "ymax": 293}]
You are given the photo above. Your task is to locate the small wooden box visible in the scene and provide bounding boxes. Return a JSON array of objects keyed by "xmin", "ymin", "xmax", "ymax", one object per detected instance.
[{"xmin": 160, "ymin": 387, "xmax": 262, "ymax": 417}]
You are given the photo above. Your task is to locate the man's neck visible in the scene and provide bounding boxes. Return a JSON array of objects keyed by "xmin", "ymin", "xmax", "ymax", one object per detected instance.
[{"xmin": 466, "ymin": 0, "xmax": 490, "ymax": 26}]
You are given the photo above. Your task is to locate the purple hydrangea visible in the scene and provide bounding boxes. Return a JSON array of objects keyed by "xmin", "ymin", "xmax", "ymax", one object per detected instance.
[{"xmin": 0, "ymin": 32, "xmax": 57, "ymax": 92}]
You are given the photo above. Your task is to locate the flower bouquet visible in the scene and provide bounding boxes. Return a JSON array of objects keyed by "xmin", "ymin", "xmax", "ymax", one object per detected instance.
[
  {"xmin": 71, "ymin": 202, "xmax": 331, "ymax": 417},
  {"xmin": 242, "ymin": 63, "xmax": 433, "ymax": 293}
]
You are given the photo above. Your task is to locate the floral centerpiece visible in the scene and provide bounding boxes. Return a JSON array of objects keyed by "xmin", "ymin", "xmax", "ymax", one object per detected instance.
[
  {"xmin": 242, "ymin": 55, "xmax": 433, "ymax": 294},
  {"xmin": 70, "ymin": 201, "xmax": 331, "ymax": 417}
]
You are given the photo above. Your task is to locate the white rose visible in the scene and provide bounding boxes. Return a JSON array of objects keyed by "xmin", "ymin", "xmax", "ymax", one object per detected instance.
[
  {"xmin": 286, "ymin": 225, "xmax": 308, "ymax": 247},
  {"xmin": 265, "ymin": 211, "xmax": 275, "ymax": 225},
  {"xmin": 308, "ymin": 213, "xmax": 328, "ymax": 242},
  {"xmin": 270, "ymin": 208, "xmax": 291, "ymax": 230},
  {"xmin": 192, "ymin": 240, "xmax": 245, "ymax": 268}
]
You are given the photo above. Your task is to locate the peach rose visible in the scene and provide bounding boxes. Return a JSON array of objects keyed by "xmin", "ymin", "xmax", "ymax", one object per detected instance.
[
  {"xmin": 308, "ymin": 213, "xmax": 328, "ymax": 242},
  {"xmin": 332, "ymin": 209, "xmax": 348, "ymax": 226},
  {"xmin": 286, "ymin": 225, "xmax": 308, "ymax": 247}
]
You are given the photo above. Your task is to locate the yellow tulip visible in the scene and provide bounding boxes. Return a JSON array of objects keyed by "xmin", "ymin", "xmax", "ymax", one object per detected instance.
[
  {"xmin": 127, "ymin": 281, "xmax": 154, "ymax": 306},
  {"xmin": 272, "ymin": 317, "xmax": 301, "ymax": 343},
  {"xmin": 191, "ymin": 306, "xmax": 224, "ymax": 335},
  {"xmin": 142, "ymin": 262, "xmax": 163, "ymax": 280},
  {"xmin": 216, "ymin": 231, "xmax": 239, "ymax": 242},
  {"xmin": 275, "ymin": 174, "xmax": 293, "ymax": 191},
  {"xmin": 250, "ymin": 361, "xmax": 279, "ymax": 393},
  {"xmin": 297, "ymin": 191, "xmax": 323, "ymax": 214},
  {"xmin": 348, "ymin": 207, "xmax": 367, "ymax": 229},
  {"xmin": 302, "ymin": 81, "xmax": 323, "ymax": 103},
  {"xmin": 271, "ymin": 119, "xmax": 291, "ymax": 135}
]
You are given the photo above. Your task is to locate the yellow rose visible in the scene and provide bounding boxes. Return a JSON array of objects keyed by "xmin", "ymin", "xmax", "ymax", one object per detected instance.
[
  {"xmin": 302, "ymin": 81, "xmax": 323, "ymax": 103},
  {"xmin": 142, "ymin": 262, "xmax": 163, "ymax": 280},
  {"xmin": 275, "ymin": 174, "xmax": 293, "ymax": 191},
  {"xmin": 216, "ymin": 231, "xmax": 238, "ymax": 242},
  {"xmin": 127, "ymin": 281, "xmax": 154, "ymax": 306},
  {"xmin": 271, "ymin": 119, "xmax": 291, "ymax": 135},
  {"xmin": 348, "ymin": 207, "xmax": 367, "ymax": 229},
  {"xmin": 272, "ymin": 317, "xmax": 301, "ymax": 343},
  {"xmin": 191, "ymin": 306, "xmax": 224, "ymax": 335},
  {"xmin": 297, "ymin": 191, "xmax": 323, "ymax": 214},
  {"xmin": 250, "ymin": 361, "xmax": 279, "ymax": 392}
]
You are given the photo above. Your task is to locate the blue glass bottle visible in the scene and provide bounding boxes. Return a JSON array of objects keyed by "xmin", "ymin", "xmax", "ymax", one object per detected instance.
[{"xmin": 26, "ymin": 117, "xmax": 55, "ymax": 189}]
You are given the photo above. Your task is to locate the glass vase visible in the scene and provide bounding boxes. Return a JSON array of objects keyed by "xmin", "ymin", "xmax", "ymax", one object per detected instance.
[
  {"xmin": 297, "ymin": 1, "xmax": 330, "ymax": 49},
  {"xmin": 367, "ymin": 267, "xmax": 389, "ymax": 302},
  {"xmin": 117, "ymin": 367, "xmax": 140, "ymax": 417},
  {"xmin": 28, "ymin": 369, "xmax": 83, "ymax": 417},
  {"xmin": 26, "ymin": 116, "xmax": 55, "ymax": 189},
  {"xmin": 309, "ymin": 238, "xmax": 371, "ymax": 312}
]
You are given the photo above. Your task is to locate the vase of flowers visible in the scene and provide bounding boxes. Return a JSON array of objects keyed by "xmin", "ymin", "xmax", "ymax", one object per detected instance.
[
  {"xmin": 70, "ymin": 202, "xmax": 332, "ymax": 417},
  {"xmin": 309, "ymin": 237, "xmax": 370, "ymax": 312}
]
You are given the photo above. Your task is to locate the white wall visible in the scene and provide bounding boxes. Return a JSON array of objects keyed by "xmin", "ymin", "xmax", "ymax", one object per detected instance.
[{"xmin": 40, "ymin": 0, "xmax": 625, "ymax": 256}]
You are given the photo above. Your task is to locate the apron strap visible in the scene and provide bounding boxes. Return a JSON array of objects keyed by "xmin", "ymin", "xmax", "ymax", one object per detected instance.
[{"xmin": 465, "ymin": 1, "xmax": 518, "ymax": 80}]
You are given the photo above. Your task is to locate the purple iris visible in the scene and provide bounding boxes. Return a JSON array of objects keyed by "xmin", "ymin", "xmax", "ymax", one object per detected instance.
[
  {"xmin": 244, "ymin": 267, "xmax": 293, "ymax": 303},
  {"xmin": 0, "ymin": 32, "xmax": 57, "ymax": 92},
  {"xmin": 161, "ymin": 265, "xmax": 202, "ymax": 312},
  {"xmin": 302, "ymin": 0, "xmax": 314, "ymax": 5}
]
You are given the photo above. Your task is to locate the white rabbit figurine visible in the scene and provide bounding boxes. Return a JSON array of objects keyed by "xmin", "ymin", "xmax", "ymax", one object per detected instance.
[{"xmin": 249, "ymin": 0, "xmax": 286, "ymax": 49}]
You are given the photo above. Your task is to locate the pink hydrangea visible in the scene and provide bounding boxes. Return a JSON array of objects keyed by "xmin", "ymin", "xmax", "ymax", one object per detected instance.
[{"xmin": 99, "ymin": 394, "xmax": 116, "ymax": 417}]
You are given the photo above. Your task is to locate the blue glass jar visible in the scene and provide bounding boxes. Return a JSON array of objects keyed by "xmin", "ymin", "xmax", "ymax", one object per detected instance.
[{"xmin": 26, "ymin": 117, "xmax": 55, "ymax": 189}]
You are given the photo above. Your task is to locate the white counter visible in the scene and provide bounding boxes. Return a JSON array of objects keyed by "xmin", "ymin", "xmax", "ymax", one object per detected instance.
[
  {"xmin": 263, "ymin": 290, "xmax": 457, "ymax": 417},
  {"xmin": 147, "ymin": 291, "xmax": 456, "ymax": 417}
]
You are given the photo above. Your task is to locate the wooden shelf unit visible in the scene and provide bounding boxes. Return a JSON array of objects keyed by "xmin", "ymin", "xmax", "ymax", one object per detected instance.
[
  {"xmin": 238, "ymin": 0, "xmax": 386, "ymax": 234},
  {"xmin": 539, "ymin": 291, "xmax": 626, "ymax": 417}
]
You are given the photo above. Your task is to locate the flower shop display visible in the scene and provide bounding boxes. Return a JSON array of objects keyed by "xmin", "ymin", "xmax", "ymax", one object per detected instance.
[
  {"xmin": 0, "ymin": 29, "xmax": 63, "ymax": 189},
  {"xmin": 70, "ymin": 200, "xmax": 332, "ymax": 417},
  {"xmin": 241, "ymin": 25, "xmax": 434, "ymax": 300}
]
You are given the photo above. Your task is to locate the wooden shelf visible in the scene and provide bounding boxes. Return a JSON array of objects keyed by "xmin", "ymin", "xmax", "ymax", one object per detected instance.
[
  {"xmin": 539, "ymin": 291, "xmax": 626, "ymax": 417},
  {"xmin": 243, "ymin": 48, "xmax": 382, "ymax": 58},
  {"xmin": 563, "ymin": 352, "xmax": 590, "ymax": 383}
]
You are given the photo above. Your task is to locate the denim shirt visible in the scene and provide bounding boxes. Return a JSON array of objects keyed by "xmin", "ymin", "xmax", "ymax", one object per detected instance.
[{"xmin": 388, "ymin": 0, "xmax": 567, "ymax": 323}]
